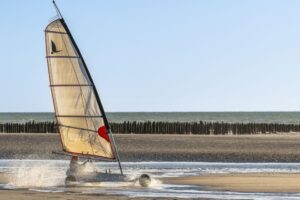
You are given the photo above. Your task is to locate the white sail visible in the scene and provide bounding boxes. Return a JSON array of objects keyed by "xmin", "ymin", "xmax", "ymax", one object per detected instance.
[{"xmin": 45, "ymin": 19, "xmax": 115, "ymax": 159}]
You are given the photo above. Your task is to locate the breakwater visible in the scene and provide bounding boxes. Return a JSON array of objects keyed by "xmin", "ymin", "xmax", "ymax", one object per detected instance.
[
  {"xmin": 1, "ymin": 121, "xmax": 300, "ymax": 134},
  {"xmin": 2, "ymin": 112, "xmax": 300, "ymax": 124}
]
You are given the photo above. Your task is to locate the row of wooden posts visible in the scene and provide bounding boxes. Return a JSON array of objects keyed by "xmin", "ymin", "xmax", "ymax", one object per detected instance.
[{"xmin": 1, "ymin": 121, "xmax": 300, "ymax": 135}]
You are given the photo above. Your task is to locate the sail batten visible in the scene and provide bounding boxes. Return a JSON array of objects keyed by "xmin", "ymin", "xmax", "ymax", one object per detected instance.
[
  {"xmin": 45, "ymin": 30, "xmax": 68, "ymax": 34},
  {"xmin": 50, "ymin": 84, "xmax": 93, "ymax": 87},
  {"xmin": 45, "ymin": 19, "xmax": 115, "ymax": 159},
  {"xmin": 58, "ymin": 124, "xmax": 98, "ymax": 133},
  {"xmin": 56, "ymin": 115, "xmax": 103, "ymax": 118},
  {"xmin": 47, "ymin": 56, "xmax": 80, "ymax": 58}
]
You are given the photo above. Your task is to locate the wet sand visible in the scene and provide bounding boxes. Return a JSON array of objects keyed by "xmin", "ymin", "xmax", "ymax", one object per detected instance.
[
  {"xmin": 163, "ymin": 173, "xmax": 300, "ymax": 193},
  {"xmin": 0, "ymin": 190, "xmax": 141, "ymax": 200},
  {"xmin": 0, "ymin": 173, "xmax": 205, "ymax": 200},
  {"xmin": 0, "ymin": 190, "xmax": 186, "ymax": 200},
  {"xmin": 2, "ymin": 172, "xmax": 300, "ymax": 199},
  {"xmin": 1, "ymin": 133, "xmax": 300, "ymax": 161}
]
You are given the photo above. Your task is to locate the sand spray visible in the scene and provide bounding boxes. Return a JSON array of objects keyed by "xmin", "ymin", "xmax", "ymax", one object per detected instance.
[
  {"xmin": 6, "ymin": 159, "xmax": 162, "ymax": 189},
  {"xmin": 8, "ymin": 160, "xmax": 66, "ymax": 188}
]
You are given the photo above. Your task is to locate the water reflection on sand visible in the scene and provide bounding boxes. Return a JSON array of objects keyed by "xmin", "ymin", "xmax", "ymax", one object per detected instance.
[{"xmin": 1, "ymin": 160, "xmax": 300, "ymax": 199}]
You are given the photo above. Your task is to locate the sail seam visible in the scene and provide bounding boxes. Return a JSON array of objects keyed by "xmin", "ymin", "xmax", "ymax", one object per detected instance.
[
  {"xmin": 45, "ymin": 30, "xmax": 68, "ymax": 34},
  {"xmin": 56, "ymin": 115, "xmax": 103, "ymax": 118},
  {"xmin": 59, "ymin": 124, "xmax": 96, "ymax": 133},
  {"xmin": 46, "ymin": 56, "xmax": 80, "ymax": 58},
  {"xmin": 53, "ymin": 151, "xmax": 115, "ymax": 160},
  {"xmin": 50, "ymin": 84, "xmax": 93, "ymax": 87}
]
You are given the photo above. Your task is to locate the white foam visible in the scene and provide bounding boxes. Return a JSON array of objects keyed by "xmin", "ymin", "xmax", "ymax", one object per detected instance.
[{"xmin": 8, "ymin": 160, "xmax": 65, "ymax": 188}]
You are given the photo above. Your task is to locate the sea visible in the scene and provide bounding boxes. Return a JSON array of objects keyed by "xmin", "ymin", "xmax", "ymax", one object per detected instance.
[{"xmin": 1, "ymin": 112, "xmax": 300, "ymax": 124}]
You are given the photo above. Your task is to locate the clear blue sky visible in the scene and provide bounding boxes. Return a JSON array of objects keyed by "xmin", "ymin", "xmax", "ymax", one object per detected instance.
[{"xmin": 1, "ymin": 0, "xmax": 300, "ymax": 112}]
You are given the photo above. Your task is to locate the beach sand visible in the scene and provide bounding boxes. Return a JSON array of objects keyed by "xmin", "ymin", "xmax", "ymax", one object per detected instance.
[
  {"xmin": 0, "ymin": 190, "xmax": 143, "ymax": 200},
  {"xmin": 1, "ymin": 133, "xmax": 300, "ymax": 162},
  {"xmin": 1, "ymin": 172, "xmax": 300, "ymax": 199},
  {"xmin": 0, "ymin": 173, "xmax": 206, "ymax": 200},
  {"xmin": 1, "ymin": 133, "xmax": 300, "ymax": 199},
  {"xmin": 0, "ymin": 190, "xmax": 185, "ymax": 200},
  {"xmin": 164, "ymin": 173, "xmax": 300, "ymax": 193}
]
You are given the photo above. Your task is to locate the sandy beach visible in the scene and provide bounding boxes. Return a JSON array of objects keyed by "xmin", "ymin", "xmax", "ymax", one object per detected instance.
[
  {"xmin": 0, "ymin": 172, "xmax": 205, "ymax": 200},
  {"xmin": 164, "ymin": 173, "xmax": 300, "ymax": 193},
  {"xmin": 0, "ymin": 190, "xmax": 152, "ymax": 200},
  {"xmin": 2, "ymin": 133, "xmax": 300, "ymax": 199},
  {"xmin": 1, "ymin": 133, "xmax": 300, "ymax": 162},
  {"xmin": 3, "ymin": 170, "xmax": 300, "ymax": 193},
  {"xmin": 0, "ymin": 190, "xmax": 209, "ymax": 200},
  {"xmin": 2, "ymin": 171, "xmax": 300, "ymax": 199}
]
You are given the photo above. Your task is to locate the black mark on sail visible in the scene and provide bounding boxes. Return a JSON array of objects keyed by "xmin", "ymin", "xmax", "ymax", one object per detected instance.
[{"xmin": 51, "ymin": 40, "xmax": 62, "ymax": 54}]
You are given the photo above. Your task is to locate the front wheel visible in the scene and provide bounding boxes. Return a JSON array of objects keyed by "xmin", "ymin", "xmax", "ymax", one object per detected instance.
[{"xmin": 139, "ymin": 174, "xmax": 151, "ymax": 187}]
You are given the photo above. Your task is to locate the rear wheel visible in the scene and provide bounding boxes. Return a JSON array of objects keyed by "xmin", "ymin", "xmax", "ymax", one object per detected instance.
[{"xmin": 65, "ymin": 175, "xmax": 76, "ymax": 182}]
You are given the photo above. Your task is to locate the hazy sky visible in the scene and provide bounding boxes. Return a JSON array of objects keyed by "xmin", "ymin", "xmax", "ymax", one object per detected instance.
[{"xmin": 1, "ymin": 0, "xmax": 300, "ymax": 112}]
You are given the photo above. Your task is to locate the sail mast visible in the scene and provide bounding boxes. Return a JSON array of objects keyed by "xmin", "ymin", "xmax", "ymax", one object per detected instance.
[
  {"xmin": 53, "ymin": 0, "xmax": 63, "ymax": 19},
  {"xmin": 51, "ymin": 0, "xmax": 123, "ymax": 175}
]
